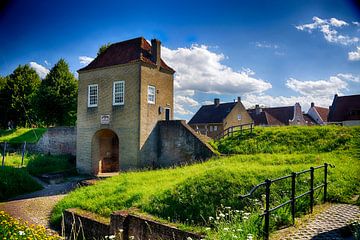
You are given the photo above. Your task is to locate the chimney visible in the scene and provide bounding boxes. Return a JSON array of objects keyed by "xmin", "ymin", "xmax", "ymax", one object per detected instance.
[
  {"xmin": 237, "ymin": 96, "xmax": 241, "ymax": 102},
  {"xmin": 255, "ymin": 104, "xmax": 261, "ymax": 115},
  {"xmin": 151, "ymin": 39, "xmax": 161, "ymax": 67},
  {"xmin": 214, "ymin": 98, "xmax": 220, "ymax": 106},
  {"xmin": 311, "ymin": 102, "xmax": 314, "ymax": 108}
]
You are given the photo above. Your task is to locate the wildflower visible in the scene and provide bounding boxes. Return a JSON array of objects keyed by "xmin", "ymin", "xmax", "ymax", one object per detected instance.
[
  {"xmin": 219, "ymin": 213, "xmax": 225, "ymax": 218},
  {"xmin": 187, "ymin": 237, "xmax": 193, "ymax": 240},
  {"xmin": 19, "ymin": 230, "xmax": 25, "ymax": 235},
  {"xmin": 205, "ymin": 227, "xmax": 211, "ymax": 231},
  {"xmin": 223, "ymin": 228, "xmax": 229, "ymax": 231},
  {"xmin": 225, "ymin": 206, "xmax": 231, "ymax": 210},
  {"xmin": 247, "ymin": 233, "xmax": 253, "ymax": 240},
  {"xmin": 209, "ymin": 216, "xmax": 214, "ymax": 221}
]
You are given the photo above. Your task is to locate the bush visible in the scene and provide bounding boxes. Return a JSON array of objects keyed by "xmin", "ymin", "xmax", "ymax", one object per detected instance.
[
  {"xmin": 27, "ymin": 154, "xmax": 76, "ymax": 176},
  {"xmin": 0, "ymin": 166, "xmax": 42, "ymax": 200}
]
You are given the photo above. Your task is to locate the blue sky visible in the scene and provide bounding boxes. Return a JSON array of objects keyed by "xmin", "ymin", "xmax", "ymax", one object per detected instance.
[{"xmin": 1, "ymin": 0, "xmax": 359, "ymax": 120}]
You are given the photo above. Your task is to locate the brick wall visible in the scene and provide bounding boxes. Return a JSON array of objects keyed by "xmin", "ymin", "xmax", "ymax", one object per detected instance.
[{"xmin": 28, "ymin": 127, "xmax": 76, "ymax": 155}]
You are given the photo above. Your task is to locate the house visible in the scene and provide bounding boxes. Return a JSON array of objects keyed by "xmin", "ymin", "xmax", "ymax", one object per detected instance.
[
  {"xmin": 328, "ymin": 94, "xmax": 360, "ymax": 126},
  {"xmin": 76, "ymin": 37, "xmax": 175, "ymax": 174},
  {"xmin": 302, "ymin": 113, "xmax": 318, "ymax": 126},
  {"xmin": 247, "ymin": 103, "xmax": 307, "ymax": 126},
  {"xmin": 188, "ymin": 97, "xmax": 253, "ymax": 138},
  {"xmin": 307, "ymin": 102, "xmax": 329, "ymax": 125}
]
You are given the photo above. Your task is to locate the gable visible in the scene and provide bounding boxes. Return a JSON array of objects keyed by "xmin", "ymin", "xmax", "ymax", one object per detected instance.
[{"xmin": 188, "ymin": 102, "xmax": 237, "ymax": 124}]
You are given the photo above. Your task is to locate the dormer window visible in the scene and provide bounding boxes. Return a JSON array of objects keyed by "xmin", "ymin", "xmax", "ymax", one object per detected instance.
[
  {"xmin": 88, "ymin": 84, "xmax": 98, "ymax": 107},
  {"xmin": 113, "ymin": 81, "xmax": 125, "ymax": 105},
  {"xmin": 148, "ymin": 85, "xmax": 156, "ymax": 104}
]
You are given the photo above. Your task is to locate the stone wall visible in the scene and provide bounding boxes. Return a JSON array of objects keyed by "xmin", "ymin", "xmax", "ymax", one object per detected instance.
[
  {"xmin": 157, "ymin": 120, "xmax": 216, "ymax": 167},
  {"xmin": 28, "ymin": 127, "xmax": 76, "ymax": 156},
  {"xmin": 62, "ymin": 208, "xmax": 203, "ymax": 240}
]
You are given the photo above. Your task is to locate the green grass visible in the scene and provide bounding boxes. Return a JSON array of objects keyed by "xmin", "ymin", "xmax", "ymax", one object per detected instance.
[
  {"xmin": 26, "ymin": 154, "xmax": 76, "ymax": 176},
  {"xmin": 51, "ymin": 126, "xmax": 360, "ymax": 238},
  {"xmin": 0, "ymin": 128, "xmax": 47, "ymax": 143},
  {"xmin": 0, "ymin": 166, "xmax": 43, "ymax": 201}
]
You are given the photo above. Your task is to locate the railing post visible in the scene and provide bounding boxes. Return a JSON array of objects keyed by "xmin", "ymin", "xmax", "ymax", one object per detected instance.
[
  {"xmin": 291, "ymin": 172, "xmax": 296, "ymax": 225},
  {"xmin": 323, "ymin": 163, "xmax": 328, "ymax": 203},
  {"xmin": 21, "ymin": 141, "xmax": 27, "ymax": 167},
  {"xmin": 310, "ymin": 167, "xmax": 314, "ymax": 213},
  {"xmin": 2, "ymin": 142, "xmax": 7, "ymax": 168},
  {"xmin": 264, "ymin": 179, "xmax": 271, "ymax": 240}
]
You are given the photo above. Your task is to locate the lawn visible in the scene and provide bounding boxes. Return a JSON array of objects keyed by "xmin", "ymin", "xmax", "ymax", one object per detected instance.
[{"xmin": 0, "ymin": 128, "xmax": 47, "ymax": 143}]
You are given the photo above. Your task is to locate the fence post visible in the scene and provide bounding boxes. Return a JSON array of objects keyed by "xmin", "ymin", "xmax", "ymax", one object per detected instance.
[
  {"xmin": 310, "ymin": 167, "xmax": 314, "ymax": 213},
  {"xmin": 291, "ymin": 172, "xmax": 296, "ymax": 225},
  {"xmin": 21, "ymin": 141, "xmax": 27, "ymax": 167},
  {"xmin": 2, "ymin": 142, "xmax": 7, "ymax": 168},
  {"xmin": 323, "ymin": 163, "xmax": 328, "ymax": 203},
  {"xmin": 264, "ymin": 179, "xmax": 271, "ymax": 240}
]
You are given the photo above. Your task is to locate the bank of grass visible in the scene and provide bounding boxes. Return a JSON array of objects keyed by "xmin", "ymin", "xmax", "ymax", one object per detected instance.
[
  {"xmin": 0, "ymin": 128, "xmax": 46, "ymax": 143},
  {"xmin": 0, "ymin": 166, "xmax": 43, "ymax": 201},
  {"xmin": 51, "ymin": 126, "xmax": 360, "ymax": 238}
]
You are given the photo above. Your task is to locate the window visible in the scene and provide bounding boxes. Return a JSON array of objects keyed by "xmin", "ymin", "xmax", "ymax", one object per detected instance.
[
  {"xmin": 113, "ymin": 81, "xmax": 125, "ymax": 105},
  {"xmin": 210, "ymin": 126, "xmax": 213, "ymax": 132},
  {"xmin": 214, "ymin": 126, "xmax": 218, "ymax": 131},
  {"xmin": 148, "ymin": 85, "xmax": 156, "ymax": 104},
  {"xmin": 237, "ymin": 114, "xmax": 242, "ymax": 120},
  {"xmin": 88, "ymin": 84, "xmax": 98, "ymax": 107}
]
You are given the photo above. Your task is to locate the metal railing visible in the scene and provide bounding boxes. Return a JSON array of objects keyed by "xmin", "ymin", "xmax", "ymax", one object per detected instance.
[
  {"xmin": 214, "ymin": 122, "xmax": 254, "ymax": 140},
  {"xmin": 238, "ymin": 163, "xmax": 335, "ymax": 240}
]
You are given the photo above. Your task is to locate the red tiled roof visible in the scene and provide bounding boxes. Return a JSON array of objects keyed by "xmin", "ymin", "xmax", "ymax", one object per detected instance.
[
  {"xmin": 78, "ymin": 37, "xmax": 175, "ymax": 73},
  {"xmin": 328, "ymin": 94, "xmax": 360, "ymax": 122},
  {"xmin": 313, "ymin": 106, "xmax": 329, "ymax": 122},
  {"xmin": 247, "ymin": 106, "xmax": 294, "ymax": 126}
]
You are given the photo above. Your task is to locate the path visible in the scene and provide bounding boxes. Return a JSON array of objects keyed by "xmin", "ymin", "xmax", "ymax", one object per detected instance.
[
  {"xmin": 283, "ymin": 204, "xmax": 360, "ymax": 240},
  {"xmin": 0, "ymin": 176, "xmax": 86, "ymax": 233}
]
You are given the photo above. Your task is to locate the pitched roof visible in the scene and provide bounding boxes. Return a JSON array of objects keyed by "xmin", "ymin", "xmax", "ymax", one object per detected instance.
[
  {"xmin": 303, "ymin": 113, "xmax": 317, "ymax": 126},
  {"xmin": 188, "ymin": 102, "xmax": 237, "ymax": 124},
  {"xmin": 247, "ymin": 106, "xmax": 295, "ymax": 126},
  {"xmin": 313, "ymin": 106, "xmax": 329, "ymax": 122},
  {"xmin": 328, "ymin": 94, "xmax": 360, "ymax": 122},
  {"xmin": 78, "ymin": 37, "xmax": 175, "ymax": 73}
]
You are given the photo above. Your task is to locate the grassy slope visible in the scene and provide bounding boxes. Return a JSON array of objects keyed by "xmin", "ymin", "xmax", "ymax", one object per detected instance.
[
  {"xmin": 52, "ymin": 126, "xmax": 360, "ymax": 227},
  {"xmin": 0, "ymin": 128, "xmax": 47, "ymax": 143}
]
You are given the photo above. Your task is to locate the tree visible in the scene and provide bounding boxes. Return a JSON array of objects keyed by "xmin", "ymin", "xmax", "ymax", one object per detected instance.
[
  {"xmin": 97, "ymin": 42, "xmax": 111, "ymax": 56},
  {"xmin": 36, "ymin": 59, "xmax": 78, "ymax": 126},
  {"xmin": 5, "ymin": 65, "xmax": 41, "ymax": 127},
  {"xmin": 0, "ymin": 76, "xmax": 10, "ymax": 128}
]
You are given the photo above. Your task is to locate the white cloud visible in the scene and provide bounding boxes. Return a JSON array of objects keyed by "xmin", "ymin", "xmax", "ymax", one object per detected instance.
[
  {"xmin": 44, "ymin": 60, "xmax": 50, "ymax": 66},
  {"xmin": 79, "ymin": 56, "xmax": 94, "ymax": 65},
  {"xmin": 175, "ymin": 96, "xmax": 199, "ymax": 107},
  {"xmin": 161, "ymin": 44, "xmax": 272, "ymax": 116},
  {"xmin": 254, "ymin": 41, "xmax": 279, "ymax": 49},
  {"xmin": 337, "ymin": 73, "xmax": 360, "ymax": 83},
  {"xmin": 348, "ymin": 47, "xmax": 360, "ymax": 61},
  {"xmin": 296, "ymin": 16, "xmax": 359, "ymax": 46},
  {"xmin": 286, "ymin": 76, "xmax": 347, "ymax": 97},
  {"xmin": 29, "ymin": 62, "xmax": 50, "ymax": 79},
  {"xmin": 202, "ymin": 100, "xmax": 214, "ymax": 105},
  {"xmin": 353, "ymin": 21, "xmax": 360, "ymax": 27}
]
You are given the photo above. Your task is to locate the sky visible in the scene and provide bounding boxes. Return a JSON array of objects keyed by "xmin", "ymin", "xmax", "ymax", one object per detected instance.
[{"xmin": 1, "ymin": 0, "xmax": 359, "ymax": 120}]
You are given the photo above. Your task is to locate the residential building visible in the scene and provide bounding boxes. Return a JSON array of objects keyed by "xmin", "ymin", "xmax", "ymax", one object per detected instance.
[
  {"xmin": 188, "ymin": 97, "xmax": 253, "ymax": 138},
  {"xmin": 247, "ymin": 103, "xmax": 307, "ymax": 126},
  {"xmin": 307, "ymin": 102, "xmax": 329, "ymax": 125},
  {"xmin": 328, "ymin": 94, "xmax": 360, "ymax": 126}
]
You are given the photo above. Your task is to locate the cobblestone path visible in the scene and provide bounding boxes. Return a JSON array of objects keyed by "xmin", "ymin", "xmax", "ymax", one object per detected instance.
[{"xmin": 284, "ymin": 204, "xmax": 360, "ymax": 240}]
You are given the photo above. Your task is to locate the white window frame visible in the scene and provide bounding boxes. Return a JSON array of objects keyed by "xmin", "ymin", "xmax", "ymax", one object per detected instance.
[
  {"xmin": 88, "ymin": 84, "xmax": 98, "ymax": 107},
  {"xmin": 113, "ymin": 81, "xmax": 125, "ymax": 106},
  {"xmin": 214, "ymin": 126, "xmax": 218, "ymax": 131},
  {"xmin": 148, "ymin": 85, "xmax": 156, "ymax": 104},
  {"xmin": 209, "ymin": 126, "xmax": 213, "ymax": 132}
]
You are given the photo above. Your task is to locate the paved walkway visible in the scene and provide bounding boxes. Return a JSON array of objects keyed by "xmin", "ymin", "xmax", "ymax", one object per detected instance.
[{"xmin": 284, "ymin": 204, "xmax": 360, "ymax": 240}]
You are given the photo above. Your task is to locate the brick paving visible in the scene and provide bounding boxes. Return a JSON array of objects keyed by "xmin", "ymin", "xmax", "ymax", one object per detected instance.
[{"xmin": 284, "ymin": 204, "xmax": 360, "ymax": 240}]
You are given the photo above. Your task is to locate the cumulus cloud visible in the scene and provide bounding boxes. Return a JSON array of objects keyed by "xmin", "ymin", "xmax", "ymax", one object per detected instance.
[
  {"xmin": 29, "ymin": 62, "xmax": 50, "ymax": 79},
  {"xmin": 79, "ymin": 56, "xmax": 94, "ymax": 65},
  {"xmin": 161, "ymin": 44, "xmax": 272, "ymax": 116},
  {"xmin": 296, "ymin": 16, "xmax": 359, "ymax": 46},
  {"xmin": 337, "ymin": 73, "xmax": 360, "ymax": 83},
  {"xmin": 286, "ymin": 76, "xmax": 347, "ymax": 97},
  {"xmin": 348, "ymin": 47, "xmax": 360, "ymax": 61}
]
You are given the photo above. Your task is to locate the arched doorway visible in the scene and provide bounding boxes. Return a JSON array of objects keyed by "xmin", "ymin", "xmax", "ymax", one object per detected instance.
[{"xmin": 91, "ymin": 129, "xmax": 119, "ymax": 175}]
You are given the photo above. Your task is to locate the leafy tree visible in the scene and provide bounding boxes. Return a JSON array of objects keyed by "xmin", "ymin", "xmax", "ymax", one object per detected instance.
[
  {"xmin": 36, "ymin": 59, "xmax": 78, "ymax": 126},
  {"xmin": 5, "ymin": 65, "xmax": 41, "ymax": 127},
  {"xmin": 97, "ymin": 42, "xmax": 111, "ymax": 56},
  {"xmin": 0, "ymin": 76, "xmax": 10, "ymax": 128}
]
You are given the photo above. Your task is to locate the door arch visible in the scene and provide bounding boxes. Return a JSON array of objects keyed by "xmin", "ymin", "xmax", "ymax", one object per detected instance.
[{"xmin": 91, "ymin": 129, "xmax": 119, "ymax": 175}]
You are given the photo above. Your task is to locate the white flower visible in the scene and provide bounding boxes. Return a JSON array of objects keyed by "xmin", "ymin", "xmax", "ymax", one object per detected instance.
[
  {"xmin": 223, "ymin": 228, "xmax": 229, "ymax": 231},
  {"xmin": 18, "ymin": 231, "xmax": 25, "ymax": 236},
  {"xmin": 247, "ymin": 233, "xmax": 253, "ymax": 240},
  {"xmin": 209, "ymin": 216, "xmax": 214, "ymax": 221},
  {"xmin": 225, "ymin": 206, "xmax": 231, "ymax": 210},
  {"xmin": 205, "ymin": 227, "xmax": 211, "ymax": 231},
  {"xmin": 219, "ymin": 213, "xmax": 225, "ymax": 218}
]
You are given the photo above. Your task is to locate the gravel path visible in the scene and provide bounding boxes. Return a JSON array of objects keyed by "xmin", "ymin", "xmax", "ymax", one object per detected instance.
[
  {"xmin": 283, "ymin": 204, "xmax": 360, "ymax": 240},
  {"xmin": 0, "ymin": 176, "xmax": 86, "ymax": 233}
]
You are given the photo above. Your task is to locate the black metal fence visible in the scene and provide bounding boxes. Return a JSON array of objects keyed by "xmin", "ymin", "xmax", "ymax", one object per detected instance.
[
  {"xmin": 215, "ymin": 123, "xmax": 254, "ymax": 140},
  {"xmin": 238, "ymin": 163, "xmax": 335, "ymax": 240}
]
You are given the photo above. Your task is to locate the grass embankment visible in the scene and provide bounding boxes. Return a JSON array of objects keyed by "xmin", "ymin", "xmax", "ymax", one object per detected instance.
[
  {"xmin": 0, "ymin": 128, "xmax": 46, "ymax": 143},
  {"xmin": 52, "ymin": 126, "xmax": 360, "ymax": 237}
]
